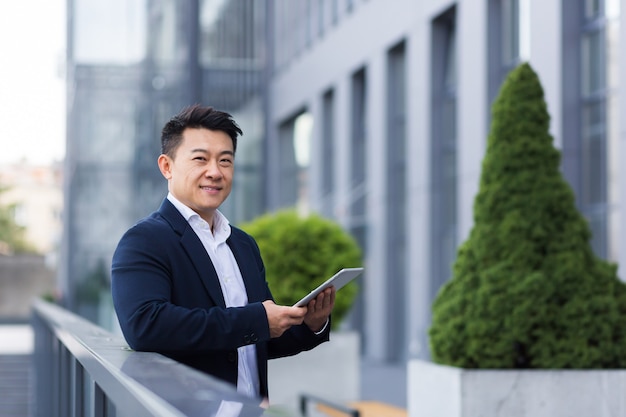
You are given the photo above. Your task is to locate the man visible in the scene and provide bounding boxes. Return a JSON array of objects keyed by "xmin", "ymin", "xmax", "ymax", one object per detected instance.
[{"xmin": 111, "ymin": 104, "xmax": 334, "ymax": 402}]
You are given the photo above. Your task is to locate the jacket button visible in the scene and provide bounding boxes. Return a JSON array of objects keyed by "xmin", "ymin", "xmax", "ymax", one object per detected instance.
[
  {"xmin": 227, "ymin": 352, "xmax": 236, "ymax": 363},
  {"xmin": 250, "ymin": 333, "xmax": 258, "ymax": 343}
]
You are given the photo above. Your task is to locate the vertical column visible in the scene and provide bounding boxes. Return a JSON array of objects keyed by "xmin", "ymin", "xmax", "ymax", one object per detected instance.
[
  {"xmin": 364, "ymin": 50, "xmax": 388, "ymax": 360},
  {"xmin": 406, "ymin": 0, "xmax": 434, "ymax": 360},
  {"xmin": 457, "ymin": 0, "xmax": 488, "ymax": 244}
]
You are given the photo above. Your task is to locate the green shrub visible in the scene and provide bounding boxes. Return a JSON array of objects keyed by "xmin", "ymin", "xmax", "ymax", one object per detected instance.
[
  {"xmin": 240, "ymin": 210, "xmax": 362, "ymax": 328},
  {"xmin": 429, "ymin": 62, "xmax": 626, "ymax": 369}
]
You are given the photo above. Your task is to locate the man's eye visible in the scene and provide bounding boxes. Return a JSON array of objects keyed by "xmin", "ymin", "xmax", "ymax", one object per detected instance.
[{"xmin": 193, "ymin": 157, "xmax": 206, "ymax": 161}]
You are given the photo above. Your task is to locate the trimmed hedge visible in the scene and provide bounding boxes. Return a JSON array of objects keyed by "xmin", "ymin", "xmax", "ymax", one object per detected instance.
[
  {"xmin": 429, "ymin": 62, "xmax": 626, "ymax": 369},
  {"xmin": 240, "ymin": 210, "xmax": 362, "ymax": 328}
]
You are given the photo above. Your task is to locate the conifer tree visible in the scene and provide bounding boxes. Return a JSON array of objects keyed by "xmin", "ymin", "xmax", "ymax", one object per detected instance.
[{"xmin": 429, "ymin": 63, "xmax": 626, "ymax": 368}]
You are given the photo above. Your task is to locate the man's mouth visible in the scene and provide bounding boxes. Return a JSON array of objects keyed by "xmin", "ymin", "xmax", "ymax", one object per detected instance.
[{"xmin": 200, "ymin": 185, "xmax": 221, "ymax": 191}]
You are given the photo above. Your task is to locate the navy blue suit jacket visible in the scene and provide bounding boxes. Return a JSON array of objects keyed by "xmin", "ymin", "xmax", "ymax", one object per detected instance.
[{"xmin": 111, "ymin": 199, "xmax": 329, "ymax": 398}]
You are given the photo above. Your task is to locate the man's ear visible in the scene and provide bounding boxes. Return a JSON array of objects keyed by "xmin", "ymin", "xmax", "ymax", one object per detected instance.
[{"xmin": 157, "ymin": 154, "xmax": 172, "ymax": 180}]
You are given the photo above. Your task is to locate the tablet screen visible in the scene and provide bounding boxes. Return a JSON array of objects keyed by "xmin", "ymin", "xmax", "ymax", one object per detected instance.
[{"xmin": 293, "ymin": 267, "xmax": 364, "ymax": 307}]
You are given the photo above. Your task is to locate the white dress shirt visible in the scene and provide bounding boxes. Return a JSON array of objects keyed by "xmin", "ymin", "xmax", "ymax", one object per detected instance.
[{"xmin": 167, "ymin": 193, "xmax": 260, "ymax": 398}]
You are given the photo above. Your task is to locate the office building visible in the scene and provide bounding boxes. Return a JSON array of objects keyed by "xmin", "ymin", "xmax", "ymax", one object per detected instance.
[
  {"xmin": 63, "ymin": 0, "xmax": 626, "ymax": 364},
  {"xmin": 263, "ymin": 0, "xmax": 625, "ymax": 362}
]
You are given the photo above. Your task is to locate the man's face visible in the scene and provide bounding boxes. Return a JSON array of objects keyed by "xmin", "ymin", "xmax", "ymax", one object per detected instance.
[{"xmin": 158, "ymin": 127, "xmax": 234, "ymax": 224}]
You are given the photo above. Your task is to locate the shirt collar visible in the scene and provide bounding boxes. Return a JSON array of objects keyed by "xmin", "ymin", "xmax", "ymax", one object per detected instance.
[{"xmin": 167, "ymin": 193, "xmax": 231, "ymax": 238}]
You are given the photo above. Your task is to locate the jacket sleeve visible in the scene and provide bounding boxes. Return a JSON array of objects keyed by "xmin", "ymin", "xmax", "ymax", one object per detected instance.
[
  {"xmin": 266, "ymin": 318, "xmax": 331, "ymax": 360},
  {"xmin": 111, "ymin": 221, "xmax": 271, "ymax": 353}
]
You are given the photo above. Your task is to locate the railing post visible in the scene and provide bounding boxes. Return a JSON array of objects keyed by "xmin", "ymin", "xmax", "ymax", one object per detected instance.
[
  {"xmin": 32, "ymin": 311, "xmax": 53, "ymax": 417},
  {"xmin": 94, "ymin": 381, "xmax": 104, "ymax": 417},
  {"xmin": 71, "ymin": 357, "xmax": 84, "ymax": 417},
  {"xmin": 52, "ymin": 338, "xmax": 61, "ymax": 417},
  {"xmin": 60, "ymin": 344, "xmax": 71, "ymax": 416}
]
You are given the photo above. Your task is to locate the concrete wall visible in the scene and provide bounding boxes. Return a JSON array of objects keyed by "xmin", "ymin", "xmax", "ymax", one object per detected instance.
[
  {"xmin": 0, "ymin": 254, "xmax": 56, "ymax": 321},
  {"xmin": 409, "ymin": 360, "xmax": 626, "ymax": 417}
]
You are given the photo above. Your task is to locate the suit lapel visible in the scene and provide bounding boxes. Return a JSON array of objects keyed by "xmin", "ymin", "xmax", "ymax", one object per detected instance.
[
  {"xmin": 180, "ymin": 229, "xmax": 227, "ymax": 308},
  {"xmin": 227, "ymin": 234, "xmax": 267, "ymax": 303},
  {"xmin": 158, "ymin": 199, "xmax": 226, "ymax": 308}
]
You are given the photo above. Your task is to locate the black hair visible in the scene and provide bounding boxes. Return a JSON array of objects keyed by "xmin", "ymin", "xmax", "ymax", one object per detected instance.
[{"xmin": 160, "ymin": 104, "xmax": 243, "ymax": 157}]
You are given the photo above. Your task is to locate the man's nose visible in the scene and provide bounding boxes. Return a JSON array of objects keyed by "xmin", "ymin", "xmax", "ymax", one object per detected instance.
[{"xmin": 204, "ymin": 161, "xmax": 222, "ymax": 178}]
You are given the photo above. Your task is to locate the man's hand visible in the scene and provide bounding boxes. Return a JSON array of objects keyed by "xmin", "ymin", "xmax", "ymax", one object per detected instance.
[
  {"xmin": 303, "ymin": 286, "xmax": 335, "ymax": 333},
  {"xmin": 262, "ymin": 300, "xmax": 307, "ymax": 338}
]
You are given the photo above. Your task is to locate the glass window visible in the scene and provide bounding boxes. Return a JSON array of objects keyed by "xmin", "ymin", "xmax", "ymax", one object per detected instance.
[
  {"xmin": 386, "ymin": 40, "xmax": 408, "ymax": 360},
  {"xmin": 606, "ymin": 0, "xmax": 620, "ymax": 18},
  {"xmin": 576, "ymin": 0, "xmax": 617, "ymax": 259},
  {"xmin": 200, "ymin": 0, "xmax": 260, "ymax": 67},
  {"xmin": 222, "ymin": 104, "xmax": 265, "ymax": 223},
  {"xmin": 278, "ymin": 119, "xmax": 298, "ymax": 208},
  {"xmin": 151, "ymin": 0, "xmax": 181, "ymax": 65},
  {"xmin": 487, "ymin": 0, "xmax": 521, "ymax": 118},
  {"xmin": 321, "ymin": 89, "xmax": 335, "ymax": 217},
  {"xmin": 581, "ymin": 30, "xmax": 605, "ymax": 95},
  {"xmin": 277, "ymin": 111, "xmax": 313, "ymax": 211},
  {"xmin": 501, "ymin": 0, "xmax": 520, "ymax": 67},
  {"xmin": 294, "ymin": 112, "xmax": 313, "ymax": 169},
  {"xmin": 73, "ymin": 0, "xmax": 147, "ymax": 64},
  {"xmin": 350, "ymin": 68, "xmax": 367, "ymax": 220},
  {"xmin": 587, "ymin": 212, "xmax": 607, "ymax": 259},
  {"xmin": 581, "ymin": 101, "xmax": 606, "ymax": 205},
  {"xmin": 431, "ymin": 7, "xmax": 457, "ymax": 296},
  {"xmin": 78, "ymin": 101, "xmax": 135, "ymax": 164},
  {"xmin": 585, "ymin": 0, "xmax": 601, "ymax": 18}
]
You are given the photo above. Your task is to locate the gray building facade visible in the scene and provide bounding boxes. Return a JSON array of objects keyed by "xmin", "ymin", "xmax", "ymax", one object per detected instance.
[
  {"xmin": 62, "ymin": 0, "xmax": 626, "ymax": 366},
  {"xmin": 264, "ymin": 0, "xmax": 626, "ymax": 363}
]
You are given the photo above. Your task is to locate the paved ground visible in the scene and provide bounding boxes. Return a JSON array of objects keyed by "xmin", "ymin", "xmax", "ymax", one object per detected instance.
[{"xmin": 359, "ymin": 360, "xmax": 407, "ymax": 409}]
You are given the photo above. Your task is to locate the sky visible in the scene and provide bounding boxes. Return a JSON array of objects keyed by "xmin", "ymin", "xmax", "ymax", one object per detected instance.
[{"xmin": 0, "ymin": 0, "xmax": 66, "ymax": 165}]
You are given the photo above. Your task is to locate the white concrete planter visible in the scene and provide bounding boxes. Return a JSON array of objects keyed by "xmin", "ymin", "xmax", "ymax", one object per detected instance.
[
  {"xmin": 268, "ymin": 331, "xmax": 360, "ymax": 412},
  {"xmin": 408, "ymin": 359, "xmax": 626, "ymax": 417}
]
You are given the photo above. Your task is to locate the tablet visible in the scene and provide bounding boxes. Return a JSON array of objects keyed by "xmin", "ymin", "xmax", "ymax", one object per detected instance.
[{"xmin": 293, "ymin": 267, "xmax": 364, "ymax": 307}]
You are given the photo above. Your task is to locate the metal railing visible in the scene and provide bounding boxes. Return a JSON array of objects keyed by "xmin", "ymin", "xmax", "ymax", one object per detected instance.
[{"xmin": 31, "ymin": 299, "xmax": 285, "ymax": 417}]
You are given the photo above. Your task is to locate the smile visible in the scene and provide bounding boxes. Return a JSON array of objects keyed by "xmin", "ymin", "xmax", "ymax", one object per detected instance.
[{"xmin": 200, "ymin": 186, "xmax": 221, "ymax": 191}]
